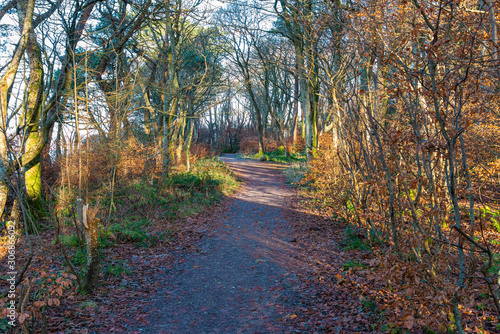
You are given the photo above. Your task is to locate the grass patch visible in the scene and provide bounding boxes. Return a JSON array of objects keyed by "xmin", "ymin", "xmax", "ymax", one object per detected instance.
[
  {"xmin": 0, "ymin": 318, "xmax": 12, "ymax": 331},
  {"xmin": 103, "ymin": 259, "xmax": 132, "ymax": 277},
  {"xmin": 242, "ymin": 148, "xmax": 306, "ymax": 164},
  {"xmin": 341, "ymin": 259, "xmax": 367, "ymax": 270},
  {"xmin": 92, "ymin": 158, "xmax": 238, "ymax": 247},
  {"xmin": 488, "ymin": 253, "xmax": 500, "ymax": 275},
  {"xmin": 340, "ymin": 224, "xmax": 371, "ymax": 251},
  {"xmin": 109, "ymin": 217, "xmax": 151, "ymax": 244},
  {"xmin": 70, "ymin": 247, "xmax": 87, "ymax": 267},
  {"xmin": 108, "ymin": 217, "xmax": 171, "ymax": 247},
  {"xmin": 78, "ymin": 300, "xmax": 98, "ymax": 309},
  {"xmin": 121, "ymin": 158, "xmax": 239, "ymax": 219},
  {"xmin": 283, "ymin": 162, "xmax": 308, "ymax": 187},
  {"xmin": 52, "ymin": 234, "xmax": 82, "ymax": 247},
  {"xmin": 89, "ymin": 158, "xmax": 237, "ymax": 238},
  {"xmin": 52, "ymin": 158, "xmax": 239, "ymax": 293}
]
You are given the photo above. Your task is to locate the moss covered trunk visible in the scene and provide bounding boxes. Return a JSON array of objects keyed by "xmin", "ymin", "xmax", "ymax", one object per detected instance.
[
  {"xmin": 185, "ymin": 118, "xmax": 194, "ymax": 171},
  {"xmin": 23, "ymin": 24, "xmax": 45, "ymax": 215},
  {"xmin": 0, "ymin": 0, "xmax": 36, "ymax": 218},
  {"xmin": 25, "ymin": 155, "xmax": 42, "ymax": 212}
]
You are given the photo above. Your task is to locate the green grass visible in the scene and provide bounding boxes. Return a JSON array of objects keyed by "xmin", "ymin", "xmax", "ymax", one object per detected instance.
[
  {"xmin": 105, "ymin": 217, "xmax": 171, "ymax": 247},
  {"xmin": 242, "ymin": 148, "xmax": 306, "ymax": 164},
  {"xmin": 52, "ymin": 234, "xmax": 82, "ymax": 247},
  {"xmin": 488, "ymin": 253, "xmax": 500, "ymax": 275},
  {"xmin": 54, "ymin": 158, "xmax": 239, "ymax": 286},
  {"xmin": 109, "ymin": 217, "xmax": 151, "ymax": 243},
  {"xmin": 361, "ymin": 297, "xmax": 377, "ymax": 313},
  {"xmin": 95, "ymin": 158, "xmax": 239, "ymax": 247},
  {"xmin": 103, "ymin": 259, "xmax": 132, "ymax": 277},
  {"xmin": 84, "ymin": 159, "xmax": 237, "ymax": 244},
  {"xmin": 78, "ymin": 300, "xmax": 98, "ymax": 309},
  {"xmin": 0, "ymin": 318, "xmax": 11, "ymax": 331},
  {"xmin": 340, "ymin": 224, "xmax": 371, "ymax": 251},
  {"xmin": 70, "ymin": 247, "xmax": 87, "ymax": 267},
  {"xmin": 341, "ymin": 259, "xmax": 367, "ymax": 270},
  {"xmin": 121, "ymin": 158, "xmax": 239, "ymax": 219}
]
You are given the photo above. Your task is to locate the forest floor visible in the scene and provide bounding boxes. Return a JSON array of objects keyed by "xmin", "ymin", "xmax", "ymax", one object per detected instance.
[
  {"xmin": 42, "ymin": 154, "xmax": 377, "ymax": 333},
  {"xmin": 118, "ymin": 154, "xmax": 375, "ymax": 333}
]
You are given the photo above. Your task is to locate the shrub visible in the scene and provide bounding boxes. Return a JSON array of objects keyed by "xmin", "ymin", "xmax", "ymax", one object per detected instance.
[{"xmin": 283, "ymin": 162, "xmax": 308, "ymax": 186}]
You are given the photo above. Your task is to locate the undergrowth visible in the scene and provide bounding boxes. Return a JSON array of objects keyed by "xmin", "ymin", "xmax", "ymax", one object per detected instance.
[
  {"xmin": 0, "ymin": 157, "xmax": 242, "ymax": 331},
  {"xmin": 283, "ymin": 162, "xmax": 308, "ymax": 187},
  {"xmin": 340, "ymin": 225, "xmax": 371, "ymax": 251},
  {"xmin": 57, "ymin": 157, "xmax": 239, "ymax": 252},
  {"xmin": 107, "ymin": 158, "xmax": 239, "ymax": 220},
  {"xmin": 287, "ymin": 133, "xmax": 500, "ymax": 333},
  {"xmin": 240, "ymin": 147, "xmax": 306, "ymax": 164}
]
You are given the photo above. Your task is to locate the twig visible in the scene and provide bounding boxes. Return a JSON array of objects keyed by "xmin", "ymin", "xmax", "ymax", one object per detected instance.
[{"xmin": 15, "ymin": 252, "xmax": 33, "ymax": 287}]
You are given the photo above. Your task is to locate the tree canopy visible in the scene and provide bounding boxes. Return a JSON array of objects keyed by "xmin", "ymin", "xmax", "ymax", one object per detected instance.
[{"xmin": 1, "ymin": 0, "xmax": 500, "ymax": 332}]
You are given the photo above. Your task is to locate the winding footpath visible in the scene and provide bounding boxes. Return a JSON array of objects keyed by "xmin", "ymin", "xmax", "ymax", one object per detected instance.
[{"xmin": 142, "ymin": 154, "xmax": 308, "ymax": 333}]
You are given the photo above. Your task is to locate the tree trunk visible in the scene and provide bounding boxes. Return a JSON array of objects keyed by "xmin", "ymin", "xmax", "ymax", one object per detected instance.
[
  {"xmin": 295, "ymin": 42, "xmax": 312, "ymax": 160},
  {"xmin": 77, "ymin": 199, "xmax": 99, "ymax": 292},
  {"xmin": 305, "ymin": 35, "xmax": 319, "ymax": 154},
  {"xmin": 23, "ymin": 24, "xmax": 45, "ymax": 215},
  {"xmin": 247, "ymin": 85, "xmax": 265, "ymax": 153},
  {"xmin": 185, "ymin": 118, "xmax": 194, "ymax": 171},
  {"xmin": 162, "ymin": 113, "xmax": 170, "ymax": 177},
  {"xmin": 0, "ymin": 0, "xmax": 36, "ymax": 218},
  {"xmin": 25, "ymin": 155, "xmax": 42, "ymax": 211},
  {"xmin": 486, "ymin": 0, "xmax": 500, "ymax": 83},
  {"xmin": 291, "ymin": 72, "xmax": 299, "ymax": 149}
]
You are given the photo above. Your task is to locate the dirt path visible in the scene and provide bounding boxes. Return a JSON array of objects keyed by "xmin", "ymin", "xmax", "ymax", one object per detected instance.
[{"xmin": 140, "ymin": 154, "xmax": 308, "ymax": 333}]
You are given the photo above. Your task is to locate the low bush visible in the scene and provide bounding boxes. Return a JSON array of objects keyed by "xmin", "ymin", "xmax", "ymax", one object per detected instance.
[
  {"xmin": 283, "ymin": 162, "xmax": 308, "ymax": 187},
  {"xmin": 243, "ymin": 149, "xmax": 306, "ymax": 164}
]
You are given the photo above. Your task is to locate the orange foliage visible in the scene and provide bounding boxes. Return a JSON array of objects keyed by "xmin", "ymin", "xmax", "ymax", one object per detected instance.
[
  {"xmin": 301, "ymin": 1, "xmax": 500, "ymax": 329},
  {"xmin": 238, "ymin": 129, "xmax": 302, "ymax": 154}
]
